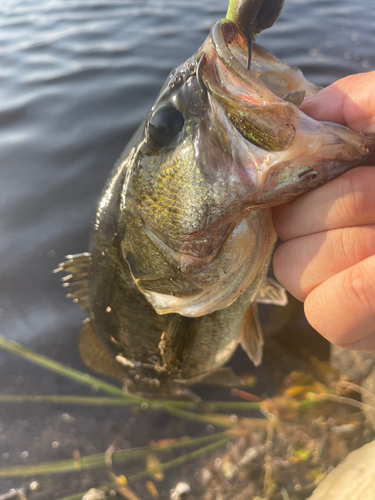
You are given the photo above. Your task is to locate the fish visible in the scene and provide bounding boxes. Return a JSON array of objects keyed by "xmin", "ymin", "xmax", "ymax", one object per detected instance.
[{"xmin": 55, "ymin": 0, "xmax": 373, "ymax": 398}]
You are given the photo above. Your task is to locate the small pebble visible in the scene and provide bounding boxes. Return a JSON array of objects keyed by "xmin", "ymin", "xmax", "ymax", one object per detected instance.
[
  {"xmin": 170, "ymin": 482, "xmax": 191, "ymax": 500},
  {"xmin": 61, "ymin": 413, "xmax": 75, "ymax": 423},
  {"xmin": 29, "ymin": 481, "xmax": 39, "ymax": 492},
  {"xmin": 222, "ymin": 460, "xmax": 238, "ymax": 481},
  {"xmin": 331, "ymin": 424, "xmax": 357, "ymax": 436},
  {"xmin": 81, "ymin": 488, "xmax": 106, "ymax": 500}
]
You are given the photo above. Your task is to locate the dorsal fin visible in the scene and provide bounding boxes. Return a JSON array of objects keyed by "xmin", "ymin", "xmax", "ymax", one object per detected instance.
[
  {"xmin": 240, "ymin": 303, "xmax": 263, "ymax": 366},
  {"xmin": 53, "ymin": 252, "xmax": 91, "ymax": 314},
  {"xmin": 256, "ymin": 277, "xmax": 288, "ymax": 306}
]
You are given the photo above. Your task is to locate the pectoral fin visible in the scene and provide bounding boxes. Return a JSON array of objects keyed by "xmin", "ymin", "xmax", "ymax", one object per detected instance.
[
  {"xmin": 282, "ymin": 90, "xmax": 306, "ymax": 108},
  {"xmin": 240, "ymin": 303, "xmax": 263, "ymax": 366},
  {"xmin": 79, "ymin": 319, "xmax": 123, "ymax": 380},
  {"xmin": 201, "ymin": 367, "xmax": 246, "ymax": 387},
  {"xmin": 256, "ymin": 277, "xmax": 288, "ymax": 306},
  {"xmin": 53, "ymin": 252, "xmax": 91, "ymax": 314}
]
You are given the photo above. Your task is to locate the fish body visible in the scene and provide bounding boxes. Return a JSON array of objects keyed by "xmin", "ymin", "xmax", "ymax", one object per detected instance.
[{"xmin": 57, "ymin": 3, "xmax": 373, "ymax": 397}]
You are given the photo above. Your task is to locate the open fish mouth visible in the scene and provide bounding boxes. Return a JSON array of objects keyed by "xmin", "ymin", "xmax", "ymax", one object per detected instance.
[
  {"xmin": 198, "ymin": 19, "xmax": 369, "ymax": 204},
  {"xmin": 202, "ymin": 20, "xmax": 300, "ymax": 152}
]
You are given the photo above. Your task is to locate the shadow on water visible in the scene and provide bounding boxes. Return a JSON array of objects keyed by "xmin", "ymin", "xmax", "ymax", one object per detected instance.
[{"xmin": 0, "ymin": 0, "xmax": 375, "ymax": 498}]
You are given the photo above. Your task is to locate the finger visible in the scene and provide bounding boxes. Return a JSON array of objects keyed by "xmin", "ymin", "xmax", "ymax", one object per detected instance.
[
  {"xmin": 304, "ymin": 254, "xmax": 375, "ymax": 350},
  {"xmin": 300, "ymin": 71, "xmax": 375, "ymax": 134},
  {"xmin": 340, "ymin": 331, "xmax": 375, "ymax": 351},
  {"xmin": 273, "ymin": 225, "xmax": 375, "ymax": 301},
  {"xmin": 272, "ymin": 166, "xmax": 375, "ymax": 241}
]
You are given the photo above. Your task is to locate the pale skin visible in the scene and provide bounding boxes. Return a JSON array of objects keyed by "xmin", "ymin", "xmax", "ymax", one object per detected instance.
[{"xmin": 272, "ymin": 71, "xmax": 375, "ymax": 352}]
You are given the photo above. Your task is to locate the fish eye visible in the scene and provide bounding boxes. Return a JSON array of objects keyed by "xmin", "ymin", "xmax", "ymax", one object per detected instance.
[{"xmin": 148, "ymin": 105, "xmax": 184, "ymax": 147}]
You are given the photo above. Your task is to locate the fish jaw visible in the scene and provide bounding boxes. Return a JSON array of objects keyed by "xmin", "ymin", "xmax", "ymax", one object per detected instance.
[
  {"xmin": 202, "ymin": 20, "xmax": 300, "ymax": 152},
  {"xmin": 199, "ymin": 19, "xmax": 372, "ymax": 208},
  {"xmin": 245, "ymin": 115, "xmax": 370, "ymax": 206}
]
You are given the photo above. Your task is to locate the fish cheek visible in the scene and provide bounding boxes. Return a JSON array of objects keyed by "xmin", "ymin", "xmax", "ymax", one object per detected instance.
[
  {"xmin": 120, "ymin": 206, "xmax": 202, "ymax": 297},
  {"xmin": 132, "ymin": 139, "xmax": 226, "ymax": 247}
]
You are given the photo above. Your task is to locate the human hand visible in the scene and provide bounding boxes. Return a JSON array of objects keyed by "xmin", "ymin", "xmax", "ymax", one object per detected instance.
[{"xmin": 272, "ymin": 71, "xmax": 375, "ymax": 352}]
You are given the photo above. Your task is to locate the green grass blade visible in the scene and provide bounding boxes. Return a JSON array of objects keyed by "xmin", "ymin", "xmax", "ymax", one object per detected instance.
[
  {"xmin": 0, "ymin": 335, "xmax": 137, "ymax": 401},
  {"xmin": 0, "ymin": 395, "xmax": 135, "ymax": 406},
  {"xmin": 0, "ymin": 394, "xmax": 261, "ymax": 412},
  {"xmin": 55, "ymin": 436, "xmax": 230, "ymax": 500},
  {"xmin": 0, "ymin": 432, "xmax": 228, "ymax": 478},
  {"xmin": 0, "ymin": 335, "xmax": 257, "ymax": 428}
]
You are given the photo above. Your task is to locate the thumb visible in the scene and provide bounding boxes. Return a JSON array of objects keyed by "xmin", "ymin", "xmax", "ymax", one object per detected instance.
[{"xmin": 300, "ymin": 71, "xmax": 375, "ymax": 134}]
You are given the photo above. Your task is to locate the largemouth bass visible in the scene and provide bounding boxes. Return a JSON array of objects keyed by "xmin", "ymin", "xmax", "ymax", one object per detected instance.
[{"xmin": 56, "ymin": 0, "xmax": 373, "ymax": 397}]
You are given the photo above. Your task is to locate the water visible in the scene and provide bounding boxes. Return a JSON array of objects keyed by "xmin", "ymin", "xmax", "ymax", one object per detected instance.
[{"xmin": 0, "ymin": 0, "xmax": 374, "ymax": 498}]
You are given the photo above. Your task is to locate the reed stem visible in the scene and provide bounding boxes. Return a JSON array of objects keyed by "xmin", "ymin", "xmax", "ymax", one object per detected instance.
[
  {"xmin": 55, "ymin": 437, "xmax": 230, "ymax": 500},
  {"xmin": 0, "ymin": 394, "xmax": 261, "ymax": 412},
  {"xmin": 0, "ymin": 432, "xmax": 228, "ymax": 478}
]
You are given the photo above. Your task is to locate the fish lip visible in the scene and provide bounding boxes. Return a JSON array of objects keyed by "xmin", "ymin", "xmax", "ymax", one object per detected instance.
[
  {"xmin": 202, "ymin": 20, "xmax": 299, "ymax": 152},
  {"xmin": 209, "ymin": 19, "xmax": 276, "ymax": 103},
  {"xmin": 210, "ymin": 20, "xmax": 249, "ymax": 86}
]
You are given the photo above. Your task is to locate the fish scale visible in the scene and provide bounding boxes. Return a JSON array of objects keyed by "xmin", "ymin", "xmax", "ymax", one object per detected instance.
[{"xmin": 133, "ymin": 149, "xmax": 217, "ymax": 239}]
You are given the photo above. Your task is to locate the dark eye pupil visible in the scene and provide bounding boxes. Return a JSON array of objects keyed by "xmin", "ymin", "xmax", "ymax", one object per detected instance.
[{"xmin": 148, "ymin": 105, "xmax": 184, "ymax": 147}]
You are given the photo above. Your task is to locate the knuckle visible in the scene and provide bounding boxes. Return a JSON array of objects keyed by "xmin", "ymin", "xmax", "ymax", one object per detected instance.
[
  {"xmin": 333, "ymin": 227, "xmax": 365, "ymax": 265},
  {"xmin": 340, "ymin": 264, "xmax": 375, "ymax": 312},
  {"xmin": 334, "ymin": 170, "xmax": 365, "ymax": 224},
  {"xmin": 273, "ymin": 243, "xmax": 303, "ymax": 299},
  {"xmin": 272, "ymin": 207, "xmax": 289, "ymax": 241},
  {"xmin": 329, "ymin": 228, "xmax": 349, "ymax": 263},
  {"xmin": 304, "ymin": 258, "xmax": 375, "ymax": 348}
]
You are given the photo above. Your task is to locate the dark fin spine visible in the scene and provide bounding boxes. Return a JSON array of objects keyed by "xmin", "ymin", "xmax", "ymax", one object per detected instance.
[
  {"xmin": 53, "ymin": 252, "xmax": 91, "ymax": 314},
  {"xmin": 282, "ymin": 90, "xmax": 306, "ymax": 108}
]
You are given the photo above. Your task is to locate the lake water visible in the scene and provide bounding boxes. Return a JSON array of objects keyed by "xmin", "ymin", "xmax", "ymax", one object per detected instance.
[{"xmin": 0, "ymin": 0, "xmax": 374, "ymax": 498}]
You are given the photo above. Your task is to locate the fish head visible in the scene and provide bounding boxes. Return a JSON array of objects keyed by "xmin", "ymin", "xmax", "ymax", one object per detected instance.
[{"xmin": 120, "ymin": 19, "xmax": 371, "ymax": 318}]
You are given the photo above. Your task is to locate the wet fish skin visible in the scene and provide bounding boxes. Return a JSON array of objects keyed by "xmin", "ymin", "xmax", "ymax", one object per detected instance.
[{"xmin": 57, "ymin": 14, "xmax": 374, "ymax": 397}]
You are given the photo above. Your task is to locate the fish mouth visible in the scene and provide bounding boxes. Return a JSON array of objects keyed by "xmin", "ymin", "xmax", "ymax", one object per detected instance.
[
  {"xmin": 198, "ymin": 19, "xmax": 369, "ymax": 205},
  {"xmin": 201, "ymin": 20, "xmax": 300, "ymax": 152}
]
